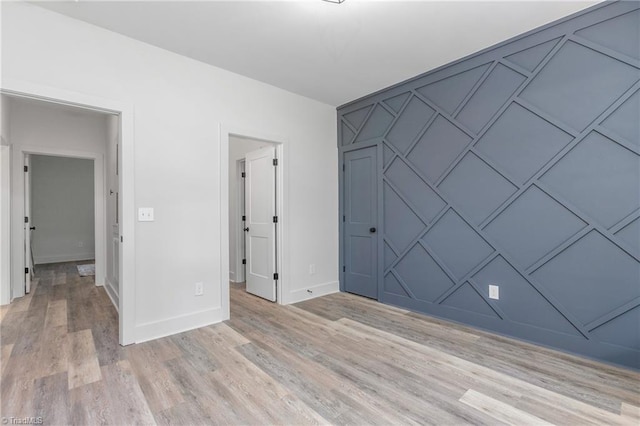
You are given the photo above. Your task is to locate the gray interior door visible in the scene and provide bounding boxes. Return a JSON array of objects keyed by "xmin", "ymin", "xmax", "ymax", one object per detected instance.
[{"xmin": 344, "ymin": 146, "xmax": 378, "ymax": 299}]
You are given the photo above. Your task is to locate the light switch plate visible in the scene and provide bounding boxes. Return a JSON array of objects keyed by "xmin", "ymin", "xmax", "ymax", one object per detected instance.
[{"xmin": 138, "ymin": 207, "xmax": 154, "ymax": 222}]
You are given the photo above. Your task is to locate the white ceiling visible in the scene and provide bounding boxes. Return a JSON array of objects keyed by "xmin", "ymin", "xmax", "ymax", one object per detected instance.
[{"xmin": 33, "ymin": 0, "xmax": 600, "ymax": 106}]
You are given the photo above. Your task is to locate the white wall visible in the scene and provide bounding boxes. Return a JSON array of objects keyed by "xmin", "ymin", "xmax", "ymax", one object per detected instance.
[
  {"xmin": 1, "ymin": 96, "xmax": 11, "ymax": 304},
  {"xmin": 1, "ymin": 2, "xmax": 338, "ymax": 341},
  {"xmin": 228, "ymin": 136, "xmax": 273, "ymax": 283},
  {"xmin": 30, "ymin": 155, "xmax": 95, "ymax": 264}
]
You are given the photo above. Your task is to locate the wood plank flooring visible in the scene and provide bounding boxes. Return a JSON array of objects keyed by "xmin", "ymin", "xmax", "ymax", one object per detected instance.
[{"xmin": 1, "ymin": 262, "xmax": 639, "ymax": 425}]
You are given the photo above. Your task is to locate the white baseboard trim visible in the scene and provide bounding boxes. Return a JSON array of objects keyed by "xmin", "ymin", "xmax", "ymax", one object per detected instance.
[
  {"xmin": 35, "ymin": 253, "xmax": 95, "ymax": 265},
  {"xmin": 134, "ymin": 307, "xmax": 224, "ymax": 344},
  {"xmin": 104, "ymin": 277, "xmax": 119, "ymax": 312},
  {"xmin": 286, "ymin": 280, "xmax": 339, "ymax": 305}
]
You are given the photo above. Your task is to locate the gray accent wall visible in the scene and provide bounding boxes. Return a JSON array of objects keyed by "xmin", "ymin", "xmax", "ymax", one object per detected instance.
[{"xmin": 337, "ymin": 1, "xmax": 640, "ymax": 369}]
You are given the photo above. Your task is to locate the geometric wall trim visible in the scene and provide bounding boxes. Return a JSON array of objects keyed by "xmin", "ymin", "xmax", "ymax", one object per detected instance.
[
  {"xmin": 441, "ymin": 282, "xmax": 500, "ymax": 319},
  {"xmin": 386, "ymin": 96, "xmax": 435, "ymax": 153},
  {"xmin": 456, "ymin": 63, "xmax": 526, "ymax": 134},
  {"xmin": 339, "ymin": 1, "xmax": 640, "ymax": 369},
  {"xmin": 575, "ymin": 9, "xmax": 640, "ymax": 60},
  {"xmin": 438, "ymin": 152, "xmax": 517, "ymax": 225},
  {"xmin": 395, "ymin": 243, "xmax": 455, "ymax": 303},
  {"xmin": 614, "ymin": 217, "xmax": 640, "ymax": 257},
  {"xmin": 423, "ymin": 209, "xmax": 494, "ymax": 280},
  {"xmin": 355, "ymin": 105, "xmax": 394, "ymax": 143},
  {"xmin": 475, "ymin": 102, "xmax": 574, "ymax": 184},
  {"xmin": 590, "ymin": 306, "xmax": 640, "ymax": 351},
  {"xmin": 416, "ymin": 63, "xmax": 490, "ymax": 115},
  {"xmin": 383, "ymin": 183, "xmax": 425, "ymax": 252},
  {"xmin": 472, "ymin": 256, "xmax": 581, "ymax": 336},
  {"xmin": 383, "ymin": 91, "xmax": 411, "ymax": 114},
  {"xmin": 532, "ymin": 230, "xmax": 640, "ymax": 326},
  {"xmin": 407, "ymin": 115, "xmax": 472, "ymax": 184},
  {"xmin": 600, "ymin": 89, "xmax": 639, "ymax": 147},
  {"xmin": 519, "ymin": 41, "xmax": 640, "ymax": 132},
  {"xmin": 504, "ymin": 37, "xmax": 561, "ymax": 72},
  {"xmin": 384, "ymin": 273, "xmax": 410, "ymax": 298},
  {"xmin": 385, "ymin": 157, "xmax": 446, "ymax": 224},
  {"xmin": 540, "ymin": 131, "xmax": 640, "ymax": 229},
  {"xmin": 342, "ymin": 105, "xmax": 370, "ymax": 131},
  {"xmin": 484, "ymin": 186, "xmax": 587, "ymax": 268}
]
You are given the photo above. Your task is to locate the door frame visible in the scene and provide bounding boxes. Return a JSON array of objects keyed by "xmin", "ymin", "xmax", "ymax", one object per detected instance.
[
  {"xmin": 339, "ymin": 141, "xmax": 384, "ymax": 300},
  {"xmin": 1, "ymin": 79, "xmax": 136, "ymax": 345},
  {"xmin": 21, "ymin": 149, "xmax": 105, "ymax": 287},
  {"xmin": 220, "ymin": 124, "xmax": 287, "ymax": 318},
  {"xmin": 233, "ymin": 159, "xmax": 246, "ymax": 284},
  {"xmin": 1, "ymin": 145, "xmax": 12, "ymax": 305}
]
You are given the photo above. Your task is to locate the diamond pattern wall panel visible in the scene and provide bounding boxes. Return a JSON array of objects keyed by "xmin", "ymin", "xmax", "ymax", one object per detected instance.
[
  {"xmin": 475, "ymin": 102, "xmax": 573, "ymax": 184},
  {"xmin": 384, "ymin": 242, "xmax": 397, "ymax": 270},
  {"xmin": 407, "ymin": 115, "xmax": 471, "ymax": 184},
  {"xmin": 383, "ymin": 91, "xmax": 411, "ymax": 114},
  {"xmin": 384, "ymin": 273, "xmax": 409, "ymax": 298},
  {"xmin": 532, "ymin": 230, "xmax": 640, "ymax": 325},
  {"xmin": 504, "ymin": 37, "xmax": 561, "ymax": 72},
  {"xmin": 600, "ymin": 90, "xmax": 640, "ymax": 147},
  {"xmin": 590, "ymin": 306, "xmax": 640, "ymax": 351},
  {"xmin": 540, "ymin": 132, "xmax": 640, "ymax": 229},
  {"xmin": 385, "ymin": 157, "xmax": 446, "ymax": 223},
  {"xmin": 442, "ymin": 283, "xmax": 499, "ymax": 318},
  {"xmin": 416, "ymin": 63, "xmax": 490, "ymax": 115},
  {"xmin": 383, "ymin": 183, "xmax": 424, "ymax": 252},
  {"xmin": 382, "ymin": 143, "xmax": 395, "ymax": 168},
  {"xmin": 386, "ymin": 96, "xmax": 435, "ymax": 153},
  {"xmin": 575, "ymin": 9, "xmax": 640, "ymax": 60},
  {"xmin": 423, "ymin": 209, "xmax": 494, "ymax": 280},
  {"xmin": 456, "ymin": 63, "xmax": 526, "ymax": 134},
  {"xmin": 355, "ymin": 105, "xmax": 394, "ymax": 143},
  {"xmin": 338, "ymin": 2, "xmax": 640, "ymax": 369},
  {"xmin": 343, "ymin": 105, "xmax": 371, "ymax": 130},
  {"xmin": 484, "ymin": 186, "xmax": 586, "ymax": 268},
  {"xmin": 520, "ymin": 41, "xmax": 640, "ymax": 131},
  {"xmin": 340, "ymin": 121, "xmax": 355, "ymax": 146},
  {"xmin": 438, "ymin": 152, "xmax": 517, "ymax": 225},
  {"xmin": 615, "ymin": 218, "xmax": 640, "ymax": 256},
  {"xmin": 395, "ymin": 244, "xmax": 454, "ymax": 302},
  {"xmin": 473, "ymin": 256, "xmax": 580, "ymax": 336}
]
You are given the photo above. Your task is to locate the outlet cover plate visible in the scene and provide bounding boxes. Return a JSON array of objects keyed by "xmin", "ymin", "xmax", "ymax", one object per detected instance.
[{"xmin": 489, "ymin": 285, "xmax": 499, "ymax": 300}]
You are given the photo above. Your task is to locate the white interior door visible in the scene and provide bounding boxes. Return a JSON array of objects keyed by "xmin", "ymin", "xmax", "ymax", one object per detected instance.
[
  {"xmin": 245, "ymin": 146, "xmax": 277, "ymax": 302},
  {"xmin": 24, "ymin": 154, "xmax": 32, "ymax": 293}
]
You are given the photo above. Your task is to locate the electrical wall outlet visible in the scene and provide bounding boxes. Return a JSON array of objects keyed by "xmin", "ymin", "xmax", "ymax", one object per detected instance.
[
  {"xmin": 138, "ymin": 207, "xmax": 154, "ymax": 222},
  {"xmin": 195, "ymin": 282, "xmax": 204, "ymax": 296},
  {"xmin": 309, "ymin": 264, "xmax": 316, "ymax": 275},
  {"xmin": 489, "ymin": 285, "xmax": 499, "ymax": 300}
]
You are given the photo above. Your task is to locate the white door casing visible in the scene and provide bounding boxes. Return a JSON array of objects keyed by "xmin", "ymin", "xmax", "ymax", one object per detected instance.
[
  {"xmin": 245, "ymin": 146, "xmax": 277, "ymax": 302},
  {"xmin": 2, "ymin": 80, "xmax": 135, "ymax": 345}
]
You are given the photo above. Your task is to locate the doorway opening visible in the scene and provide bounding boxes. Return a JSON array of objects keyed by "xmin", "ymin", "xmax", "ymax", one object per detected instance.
[
  {"xmin": 228, "ymin": 135, "xmax": 281, "ymax": 303},
  {"xmin": 0, "ymin": 85, "xmax": 135, "ymax": 345},
  {"xmin": 26, "ymin": 154, "xmax": 97, "ymax": 292}
]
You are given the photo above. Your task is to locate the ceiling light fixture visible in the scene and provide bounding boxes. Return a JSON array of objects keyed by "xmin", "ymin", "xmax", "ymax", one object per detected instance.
[{"xmin": 322, "ymin": 0, "xmax": 346, "ymax": 4}]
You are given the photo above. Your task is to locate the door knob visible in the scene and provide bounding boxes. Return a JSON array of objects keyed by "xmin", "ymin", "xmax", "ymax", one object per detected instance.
[
  {"xmin": 243, "ymin": 227, "xmax": 250, "ymax": 232},
  {"xmin": 30, "ymin": 226, "xmax": 36, "ymax": 231},
  {"xmin": 369, "ymin": 227, "xmax": 376, "ymax": 233}
]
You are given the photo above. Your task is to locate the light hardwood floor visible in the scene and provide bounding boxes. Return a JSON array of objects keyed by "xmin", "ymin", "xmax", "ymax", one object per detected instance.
[{"xmin": 1, "ymin": 262, "xmax": 638, "ymax": 425}]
